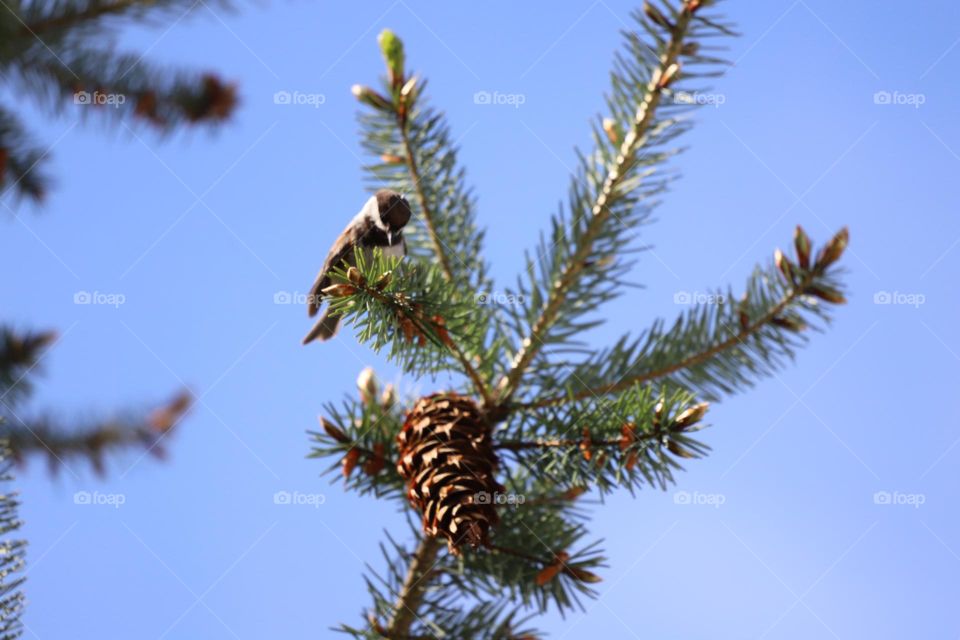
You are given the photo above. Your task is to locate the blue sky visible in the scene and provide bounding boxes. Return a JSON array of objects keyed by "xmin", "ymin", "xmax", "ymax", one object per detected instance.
[{"xmin": 4, "ymin": 1, "xmax": 959, "ymax": 638}]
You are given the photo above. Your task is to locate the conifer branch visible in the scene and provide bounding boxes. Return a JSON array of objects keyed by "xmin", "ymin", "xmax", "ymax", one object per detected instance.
[
  {"xmin": 515, "ymin": 226, "xmax": 850, "ymax": 410},
  {"xmin": 385, "ymin": 535, "xmax": 442, "ymax": 637},
  {"xmin": 0, "ymin": 445, "xmax": 25, "ymax": 640},
  {"xmin": 495, "ymin": 1, "xmax": 705, "ymax": 406},
  {"xmin": 321, "ymin": 250, "xmax": 494, "ymax": 405},
  {"xmin": 0, "ymin": 390, "xmax": 192, "ymax": 474},
  {"xmin": 19, "ymin": 0, "xmax": 144, "ymax": 35}
]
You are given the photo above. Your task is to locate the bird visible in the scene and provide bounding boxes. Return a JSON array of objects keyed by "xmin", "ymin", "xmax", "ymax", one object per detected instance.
[{"xmin": 303, "ymin": 189, "xmax": 412, "ymax": 344}]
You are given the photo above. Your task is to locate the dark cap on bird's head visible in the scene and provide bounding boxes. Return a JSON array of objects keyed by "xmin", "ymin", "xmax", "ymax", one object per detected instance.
[{"xmin": 375, "ymin": 189, "xmax": 412, "ymax": 231}]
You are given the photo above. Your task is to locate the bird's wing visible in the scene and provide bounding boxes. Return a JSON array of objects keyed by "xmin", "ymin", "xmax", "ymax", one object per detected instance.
[{"xmin": 307, "ymin": 222, "xmax": 364, "ymax": 317}]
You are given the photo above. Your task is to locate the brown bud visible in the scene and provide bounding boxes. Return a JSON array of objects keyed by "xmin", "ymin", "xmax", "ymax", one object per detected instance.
[
  {"xmin": 771, "ymin": 316, "xmax": 806, "ymax": 332},
  {"xmin": 431, "ymin": 314, "xmax": 453, "ymax": 347},
  {"xmin": 380, "ymin": 153, "xmax": 405, "ymax": 165},
  {"xmin": 806, "ymin": 285, "xmax": 847, "ymax": 305},
  {"xmin": 667, "ymin": 439, "xmax": 696, "ymax": 459},
  {"xmin": 351, "ymin": 84, "xmax": 393, "ymax": 111},
  {"xmin": 653, "ymin": 397, "xmax": 666, "ymax": 430},
  {"xmin": 342, "ymin": 448, "xmax": 362, "ymax": 478},
  {"xmin": 739, "ymin": 310, "xmax": 750, "ymax": 332},
  {"xmin": 673, "ymin": 402, "xmax": 709, "ymax": 430},
  {"xmin": 536, "ymin": 563, "xmax": 563, "ymax": 586},
  {"xmin": 363, "ymin": 443, "xmax": 386, "ymax": 476},
  {"xmin": 566, "ymin": 566, "xmax": 603, "ymax": 583},
  {"xmin": 602, "ymin": 117, "xmax": 620, "ymax": 145},
  {"xmin": 346, "ymin": 266, "xmax": 365, "ymax": 286},
  {"xmin": 400, "ymin": 75, "xmax": 418, "ymax": 98},
  {"xmin": 320, "ymin": 417, "xmax": 350, "ymax": 443},
  {"xmin": 561, "ymin": 486, "xmax": 587, "ymax": 501},
  {"xmin": 774, "ymin": 249, "xmax": 798, "ymax": 286},
  {"xmin": 374, "ymin": 271, "xmax": 393, "ymax": 291},
  {"xmin": 793, "ymin": 225, "xmax": 812, "ymax": 270},
  {"xmin": 321, "ymin": 283, "xmax": 357, "ymax": 297},
  {"xmin": 380, "ymin": 384, "xmax": 397, "ymax": 410},
  {"xmin": 624, "ymin": 451, "xmax": 639, "ymax": 471},
  {"xmin": 681, "ymin": 41, "xmax": 701, "ymax": 56},
  {"xmin": 580, "ymin": 428, "xmax": 593, "ymax": 462},
  {"xmin": 619, "ymin": 422, "xmax": 637, "ymax": 451},
  {"xmin": 657, "ymin": 62, "xmax": 681, "ymax": 89},
  {"xmin": 816, "ymin": 227, "xmax": 849, "ymax": 269}
]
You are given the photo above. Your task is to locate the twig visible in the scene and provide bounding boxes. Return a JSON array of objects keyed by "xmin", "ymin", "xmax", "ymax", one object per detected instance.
[
  {"xmin": 513, "ymin": 271, "xmax": 815, "ymax": 411},
  {"xmin": 389, "ymin": 86, "xmax": 495, "ymax": 408},
  {"xmin": 20, "ymin": 0, "xmax": 148, "ymax": 35},
  {"xmin": 385, "ymin": 535, "xmax": 442, "ymax": 636},
  {"xmin": 493, "ymin": 3, "xmax": 699, "ymax": 406}
]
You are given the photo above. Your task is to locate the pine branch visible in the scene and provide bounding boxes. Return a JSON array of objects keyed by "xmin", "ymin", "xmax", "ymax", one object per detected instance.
[
  {"xmin": 320, "ymin": 249, "xmax": 494, "ymax": 404},
  {"xmin": 516, "ymin": 226, "xmax": 849, "ymax": 409},
  {"xmin": 0, "ymin": 106, "xmax": 50, "ymax": 202},
  {"xmin": 495, "ymin": 0, "xmax": 731, "ymax": 406},
  {"xmin": 309, "ymin": 368, "xmax": 406, "ymax": 500},
  {"xmin": 0, "ymin": 0, "xmax": 238, "ymax": 206},
  {"xmin": 499, "ymin": 386, "xmax": 709, "ymax": 493},
  {"xmin": 384, "ymin": 535, "xmax": 442, "ymax": 637},
  {"xmin": 0, "ymin": 443, "xmax": 25, "ymax": 640},
  {"xmin": 0, "ymin": 327, "xmax": 56, "ymax": 404},
  {"xmin": 353, "ymin": 30, "xmax": 508, "ymax": 390},
  {"xmin": 0, "ymin": 390, "xmax": 192, "ymax": 474},
  {"xmin": 446, "ymin": 469, "xmax": 606, "ymax": 615},
  {"xmin": 11, "ymin": 0, "xmax": 233, "ymax": 37},
  {"xmin": 8, "ymin": 47, "xmax": 236, "ymax": 129},
  {"xmin": 18, "ymin": 0, "xmax": 149, "ymax": 35}
]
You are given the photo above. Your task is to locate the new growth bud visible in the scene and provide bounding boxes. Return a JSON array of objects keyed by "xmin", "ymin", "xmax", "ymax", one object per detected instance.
[{"xmin": 378, "ymin": 29, "xmax": 405, "ymax": 85}]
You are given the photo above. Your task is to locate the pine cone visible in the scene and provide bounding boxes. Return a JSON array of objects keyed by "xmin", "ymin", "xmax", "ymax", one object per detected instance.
[{"xmin": 397, "ymin": 393, "xmax": 502, "ymax": 554}]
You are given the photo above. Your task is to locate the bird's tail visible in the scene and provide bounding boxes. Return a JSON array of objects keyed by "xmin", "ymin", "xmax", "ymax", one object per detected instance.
[{"xmin": 302, "ymin": 309, "xmax": 342, "ymax": 344}]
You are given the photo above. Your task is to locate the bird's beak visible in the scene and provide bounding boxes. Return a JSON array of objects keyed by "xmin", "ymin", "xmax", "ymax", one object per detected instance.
[{"xmin": 388, "ymin": 230, "xmax": 394, "ymax": 245}]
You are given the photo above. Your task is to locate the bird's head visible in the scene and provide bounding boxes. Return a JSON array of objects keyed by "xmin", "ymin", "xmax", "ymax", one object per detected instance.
[{"xmin": 374, "ymin": 189, "xmax": 411, "ymax": 244}]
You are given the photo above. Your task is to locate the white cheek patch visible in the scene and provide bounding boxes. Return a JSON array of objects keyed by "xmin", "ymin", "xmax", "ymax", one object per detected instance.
[{"xmin": 371, "ymin": 197, "xmax": 391, "ymax": 232}]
